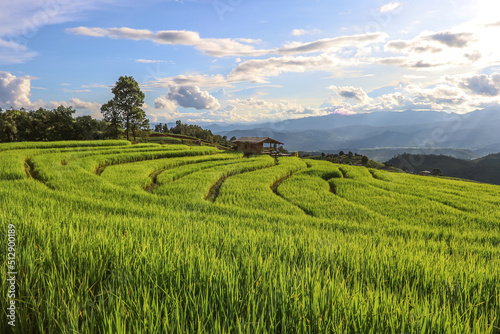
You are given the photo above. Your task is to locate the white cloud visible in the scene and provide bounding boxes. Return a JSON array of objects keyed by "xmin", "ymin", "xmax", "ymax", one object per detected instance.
[
  {"xmin": 228, "ymin": 54, "xmax": 340, "ymax": 83},
  {"xmin": 67, "ymin": 27, "xmax": 265, "ymax": 57},
  {"xmin": 151, "ymin": 73, "xmax": 500, "ymax": 124},
  {"xmin": 44, "ymin": 97, "xmax": 101, "ymax": 111},
  {"xmin": 154, "ymin": 96, "xmax": 177, "ymax": 111},
  {"xmin": 0, "ymin": 71, "xmax": 32, "ymax": 108},
  {"xmin": 430, "ymin": 32, "xmax": 474, "ymax": 48},
  {"xmin": 384, "ymin": 31, "xmax": 476, "ymax": 55},
  {"xmin": 449, "ymin": 73, "xmax": 500, "ymax": 96},
  {"xmin": 135, "ymin": 59, "xmax": 168, "ymax": 63},
  {"xmin": 0, "ymin": 39, "xmax": 38, "ymax": 64},
  {"xmin": 379, "ymin": 2, "xmax": 402, "ymax": 13},
  {"xmin": 324, "ymin": 74, "xmax": 500, "ymax": 114},
  {"xmin": 148, "ymin": 74, "xmax": 231, "ymax": 90},
  {"xmin": 291, "ymin": 29, "xmax": 307, "ymax": 37},
  {"xmin": 328, "ymin": 85, "xmax": 371, "ymax": 104},
  {"xmin": 224, "ymin": 97, "xmax": 333, "ymax": 121},
  {"xmin": 380, "ymin": 24, "xmax": 497, "ymax": 71},
  {"xmin": 167, "ymin": 86, "xmax": 220, "ymax": 110},
  {"xmin": 0, "ymin": 71, "xmax": 101, "ymax": 116},
  {"xmin": 276, "ymin": 32, "xmax": 387, "ymax": 55},
  {"xmin": 68, "ymin": 26, "xmax": 387, "ymax": 57},
  {"xmin": 291, "ymin": 28, "xmax": 322, "ymax": 36},
  {"xmin": 148, "ymin": 51, "xmax": 362, "ymax": 89}
]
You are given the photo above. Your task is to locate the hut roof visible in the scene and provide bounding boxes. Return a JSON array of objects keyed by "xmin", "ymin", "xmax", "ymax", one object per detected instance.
[{"xmin": 232, "ymin": 137, "xmax": 283, "ymax": 145}]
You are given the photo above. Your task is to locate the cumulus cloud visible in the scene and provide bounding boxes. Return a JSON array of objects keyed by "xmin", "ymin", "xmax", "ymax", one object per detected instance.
[
  {"xmin": 429, "ymin": 32, "xmax": 473, "ymax": 48},
  {"xmin": 407, "ymin": 84, "xmax": 468, "ymax": 107},
  {"xmin": 381, "ymin": 29, "xmax": 483, "ymax": 69},
  {"xmin": 0, "ymin": 71, "xmax": 101, "ymax": 116},
  {"xmin": 151, "ymin": 74, "xmax": 500, "ymax": 124},
  {"xmin": 322, "ymin": 73, "xmax": 500, "ymax": 115},
  {"xmin": 0, "ymin": 71, "xmax": 32, "ymax": 108},
  {"xmin": 328, "ymin": 85, "xmax": 372, "ymax": 104},
  {"xmin": 453, "ymin": 73, "xmax": 500, "ymax": 96},
  {"xmin": 154, "ymin": 96, "xmax": 177, "ymax": 111},
  {"xmin": 167, "ymin": 86, "xmax": 220, "ymax": 110}
]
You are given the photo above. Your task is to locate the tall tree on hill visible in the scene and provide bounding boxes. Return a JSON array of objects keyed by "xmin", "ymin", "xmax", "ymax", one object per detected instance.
[{"xmin": 101, "ymin": 76, "xmax": 146, "ymax": 141}]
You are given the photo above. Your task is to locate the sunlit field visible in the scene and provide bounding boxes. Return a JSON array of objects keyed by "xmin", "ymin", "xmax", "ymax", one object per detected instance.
[{"xmin": 1, "ymin": 141, "xmax": 499, "ymax": 333}]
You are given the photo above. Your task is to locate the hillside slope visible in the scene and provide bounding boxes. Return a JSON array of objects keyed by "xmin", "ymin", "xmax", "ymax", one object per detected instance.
[
  {"xmin": 386, "ymin": 152, "xmax": 500, "ymax": 185},
  {"xmin": 1, "ymin": 141, "xmax": 499, "ymax": 333}
]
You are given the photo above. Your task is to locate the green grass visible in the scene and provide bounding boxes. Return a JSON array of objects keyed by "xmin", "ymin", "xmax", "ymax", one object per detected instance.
[{"xmin": 1, "ymin": 140, "xmax": 500, "ymax": 333}]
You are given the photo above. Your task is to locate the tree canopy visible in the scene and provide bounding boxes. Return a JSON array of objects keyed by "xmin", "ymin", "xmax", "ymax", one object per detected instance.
[
  {"xmin": 0, "ymin": 106, "xmax": 107, "ymax": 142},
  {"xmin": 101, "ymin": 76, "xmax": 147, "ymax": 141}
]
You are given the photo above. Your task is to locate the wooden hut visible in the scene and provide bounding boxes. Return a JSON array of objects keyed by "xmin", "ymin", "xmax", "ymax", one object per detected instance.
[{"xmin": 232, "ymin": 137, "xmax": 283, "ymax": 155}]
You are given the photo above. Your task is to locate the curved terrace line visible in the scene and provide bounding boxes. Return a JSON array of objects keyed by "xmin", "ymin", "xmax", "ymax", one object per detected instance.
[
  {"xmin": 144, "ymin": 158, "xmax": 243, "ymax": 193},
  {"xmin": 24, "ymin": 158, "xmax": 51, "ymax": 189},
  {"xmin": 270, "ymin": 168, "xmax": 313, "ymax": 216},
  {"xmin": 205, "ymin": 162, "xmax": 278, "ymax": 203},
  {"xmin": 93, "ymin": 148, "xmax": 215, "ymax": 176}
]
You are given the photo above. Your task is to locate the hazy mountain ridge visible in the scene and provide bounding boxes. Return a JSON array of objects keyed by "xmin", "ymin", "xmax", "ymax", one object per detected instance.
[{"xmin": 207, "ymin": 107, "xmax": 500, "ymax": 155}]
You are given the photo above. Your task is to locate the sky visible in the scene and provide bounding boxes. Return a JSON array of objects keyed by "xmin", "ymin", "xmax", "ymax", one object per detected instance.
[{"xmin": 1, "ymin": 0, "xmax": 500, "ymax": 124}]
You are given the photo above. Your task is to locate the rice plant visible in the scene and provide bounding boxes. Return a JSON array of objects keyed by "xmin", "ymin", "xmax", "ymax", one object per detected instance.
[{"xmin": 1, "ymin": 141, "xmax": 499, "ymax": 333}]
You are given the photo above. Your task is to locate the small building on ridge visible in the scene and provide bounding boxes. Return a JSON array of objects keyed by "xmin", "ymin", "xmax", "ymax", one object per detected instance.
[{"xmin": 232, "ymin": 137, "xmax": 284, "ymax": 155}]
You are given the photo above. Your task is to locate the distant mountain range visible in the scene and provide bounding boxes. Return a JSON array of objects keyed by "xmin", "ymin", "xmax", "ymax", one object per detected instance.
[
  {"xmin": 385, "ymin": 153, "xmax": 500, "ymax": 185},
  {"xmin": 204, "ymin": 107, "xmax": 500, "ymax": 158}
]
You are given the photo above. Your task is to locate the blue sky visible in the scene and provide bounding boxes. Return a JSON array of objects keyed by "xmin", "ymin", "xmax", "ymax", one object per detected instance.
[{"xmin": 1, "ymin": 0, "xmax": 500, "ymax": 124}]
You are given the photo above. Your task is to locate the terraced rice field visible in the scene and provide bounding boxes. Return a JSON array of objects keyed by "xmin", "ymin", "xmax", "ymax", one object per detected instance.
[{"xmin": 1, "ymin": 140, "xmax": 499, "ymax": 333}]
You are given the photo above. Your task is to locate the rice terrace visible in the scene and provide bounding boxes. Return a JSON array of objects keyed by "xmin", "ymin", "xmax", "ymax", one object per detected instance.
[{"xmin": 1, "ymin": 140, "xmax": 499, "ymax": 333}]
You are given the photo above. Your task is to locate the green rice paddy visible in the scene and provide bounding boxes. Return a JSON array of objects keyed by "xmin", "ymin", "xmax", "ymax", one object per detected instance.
[{"xmin": 1, "ymin": 140, "xmax": 499, "ymax": 333}]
